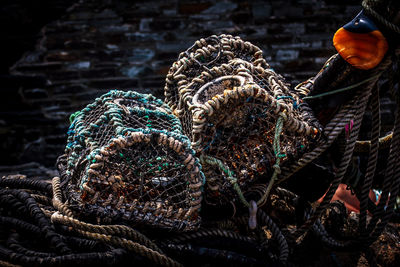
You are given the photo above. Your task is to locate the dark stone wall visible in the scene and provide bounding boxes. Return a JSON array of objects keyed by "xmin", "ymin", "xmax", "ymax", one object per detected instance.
[{"xmin": 1, "ymin": 0, "xmax": 363, "ymax": 176}]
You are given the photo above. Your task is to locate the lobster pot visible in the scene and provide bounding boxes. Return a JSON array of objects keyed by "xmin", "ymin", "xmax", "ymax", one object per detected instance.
[
  {"xmin": 165, "ymin": 36, "xmax": 320, "ymax": 206},
  {"xmin": 63, "ymin": 90, "xmax": 204, "ymax": 231}
]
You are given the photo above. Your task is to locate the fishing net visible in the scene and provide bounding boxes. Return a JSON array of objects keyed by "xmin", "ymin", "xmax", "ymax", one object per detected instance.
[
  {"xmin": 164, "ymin": 34, "xmax": 321, "ymax": 207},
  {"xmin": 61, "ymin": 90, "xmax": 204, "ymax": 231}
]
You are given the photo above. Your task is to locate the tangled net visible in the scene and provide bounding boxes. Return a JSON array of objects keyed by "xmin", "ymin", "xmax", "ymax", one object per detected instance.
[
  {"xmin": 62, "ymin": 90, "xmax": 204, "ymax": 231},
  {"xmin": 165, "ymin": 34, "xmax": 320, "ymax": 208}
]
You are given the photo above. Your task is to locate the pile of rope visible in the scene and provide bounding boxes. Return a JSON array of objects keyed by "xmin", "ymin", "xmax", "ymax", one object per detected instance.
[
  {"xmin": 0, "ymin": 176, "xmax": 287, "ymax": 266},
  {"xmin": 1, "ymin": 12, "xmax": 400, "ymax": 266}
]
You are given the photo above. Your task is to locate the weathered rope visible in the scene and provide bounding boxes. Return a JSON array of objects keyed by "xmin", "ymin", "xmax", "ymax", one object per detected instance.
[
  {"xmin": 362, "ymin": 0, "xmax": 400, "ymax": 35},
  {"xmin": 359, "ymin": 83, "xmax": 381, "ymax": 234},
  {"xmin": 159, "ymin": 228, "xmax": 255, "ymax": 245},
  {"xmin": 51, "ymin": 212, "xmax": 162, "ymax": 254},
  {"xmin": 200, "ymin": 155, "xmax": 249, "ymax": 207},
  {"xmin": 257, "ymin": 209, "xmax": 289, "ymax": 263},
  {"xmin": 292, "ymin": 72, "xmax": 374, "ymax": 241},
  {"xmin": 354, "ymin": 132, "xmax": 392, "ymax": 152},
  {"xmin": 302, "ymin": 74, "xmax": 380, "ymax": 100},
  {"xmin": 56, "ymin": 221, "xmax": 182, "ymax": 267}
]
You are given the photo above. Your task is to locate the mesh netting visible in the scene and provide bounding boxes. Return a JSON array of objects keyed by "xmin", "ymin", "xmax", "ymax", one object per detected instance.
[
  {"xmin": 164, "ymin": 35, "xmax": 321, "ymax": 206},
  {"xmin": 63, "ymin": 90, "xmax": 204, "ymax": 231}
]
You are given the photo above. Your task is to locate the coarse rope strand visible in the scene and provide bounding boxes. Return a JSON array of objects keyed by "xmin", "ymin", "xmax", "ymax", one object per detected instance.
[
  {"xmin": 0, "ymin": 176, "xmax": 183, "ymax": 267},
  {"xmin": 1, "ymin": 175, "xmax": 280, "ymax": 266},
  {"xmin": 0, "ymin": 186, "xmax": 127, "ymax": 266},
  {"xmin": 49, "ymin": 177, "xmax": 182, "ymax": 267},
  {"xmin": 257, "ymin": 209, "xmax": 289, "ymax": 263},
  {"xmin": 365, "ymin": 73, "xmax": 400, "ymax": 244},
  {"xmin": 302, "ymin": 74, "xmax": 380, "ymax": 100},
  {"xmin": 159, "ymin": 228, "xmax": 256, "ymax": 246},
  {"xmin": 362, "ymin": 0, "xmax": 400, "ymax": 35},
  {"xmin": 278, "ymin": 54, "xmax": 393, "ymax": 186},
  {"xmin": 292, "ymin": 73, "xmax": 376, "ymax": 241},
  {"xmin": 0, "ymin": 260, "xmax": 21, "ymax": 267},
  {"xmin": 354, "ymin": 131, "xmax": 392, "ymax": 153},
  {"xmin": 288, "ymin": 53, "xmax": 394, "ymax": 243},
  {"xmin": 366, "ymin": 105, "xmax": 400, "ymax": 244},
  {"xmin": 358, "ymin": 83, "xmax": 380, "ymax": 235},
  {"xmin": 50, "ymin": 177, "xmax": 161, "ymax": 253},
  {"xmin": 51, "ymin": 213, "xmax": 181, "ymax": 267}
]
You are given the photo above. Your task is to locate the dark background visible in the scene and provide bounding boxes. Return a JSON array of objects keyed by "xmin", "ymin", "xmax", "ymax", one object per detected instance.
[{"xmin": 0, "ymin": 0, "xmax": 366, "ymax": 177}]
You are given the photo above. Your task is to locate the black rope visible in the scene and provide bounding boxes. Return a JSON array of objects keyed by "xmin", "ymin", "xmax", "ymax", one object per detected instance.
[
  {"xmin": 163, "ymin": 243, "xmax": 266, "ymax": 266},
  {"xmin": 257, "ymin": 209, "xmax": 289, "ymax": 263},
  {"xmin": 0, "ymin": 244, "xmax": 126, "ymax": 267},
  {"xmin": 0, "ymin": 178, "xmax": 52, "ymax": 195},
  {"xmin": 0, "ymin": 189, "xmax": 71, "ymax": 255}
]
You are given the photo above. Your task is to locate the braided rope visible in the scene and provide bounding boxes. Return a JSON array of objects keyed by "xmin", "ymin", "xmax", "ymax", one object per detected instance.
[
  {"xmin": 366, "ymin": 99, "xmax": 400, "ymax": 244},
  {"xmin": 160, "ymin": 228, "xmax": 255, "ymax": 245},
  {"xmin": 257, "ymin": 209, "xmax": 289, "ymax": 263},
  {"xmin": 292, "ymin": 71, "xmax": 375, "ymax": 241},
  {"xmin": 0, "ymin": 260, "xmax": 21, "ymax": 267},
  {"xmin": 51, "ymin": 212, "xmax": 162, "ymax": 254},
  {"xmin": 362, "ymin": 0, "xmax": 400, "ymax": 35},
  {"xmin": 52, "ymin": 213, "xmax": 181, "ymax": 267},
  {"xmin": 354, "ymin": 132, "xmax": 392, "ymax": 152},
  {"xmin": 359, "ymin": 83, "xmax": 381, "ymax": 234}
]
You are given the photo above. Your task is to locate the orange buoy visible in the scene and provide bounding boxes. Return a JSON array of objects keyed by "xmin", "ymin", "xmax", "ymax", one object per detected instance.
[{"xmin": 333, "ymin": 11, "xmax": 388, "ymax": 70}]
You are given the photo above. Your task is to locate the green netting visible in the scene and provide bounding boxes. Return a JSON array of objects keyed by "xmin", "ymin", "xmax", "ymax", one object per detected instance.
[{"xmin": 63, "ymin": 90, "xmax": 204, "ymax": 231}]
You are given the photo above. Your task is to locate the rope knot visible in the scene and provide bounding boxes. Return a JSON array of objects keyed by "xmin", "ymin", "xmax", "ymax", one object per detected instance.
[
  {"xmin": 279, "ymin": 111, "xmax": 288, "ymax": 121},
  {"xmin": 272, "ymin": 164, "xmax": 281, "ymax": 175}
]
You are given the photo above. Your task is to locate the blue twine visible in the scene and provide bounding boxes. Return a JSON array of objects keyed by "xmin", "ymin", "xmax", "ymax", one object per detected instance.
[{"xmin": 276, "ymin": 95, "xmax": 298, "ymax": 109}]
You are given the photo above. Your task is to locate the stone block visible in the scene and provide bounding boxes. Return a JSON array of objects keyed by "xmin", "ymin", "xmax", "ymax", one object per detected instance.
[
  {"xmin": 283, "ymin": 23, "xmax": 306, "ymax": 35},
  {"xmin": 14, "ymin": 62, "xmax": 63, "ymax": 72},
  {"xmin": 178, "ymin": 2, "xmax": 212, "ymax": 15},
  {"xmin": 276, "ymin": 49, "xmax": 299, "ymax": 61},
  {"xmin": 156, "ymin": 42, "xmax": 189, "ymax": 53},
  {"xmin": 139, "ymin": 18, "xmax": 153, "ymax": 32},
  {"xmin": 202, "ymin": 2, "xmax": 238, "ymax": 14},
  {"xmin": 45, "ymin": 51, "xmax": 79, "ymax": 62},
  {"xmin": 98, "ymin": 24, "xmax": 133, "ymax": 33},
  {"xmin": 52, "ymin": 84, "xmax": 89, "ymax": 95},
  {"xmin": 120, "ymin": 65, "xmax": 153, "ymax": 78},
  {"xmin": 88, "ymin": 77, "xmax": 139, "ymax": 89},
  {"xmin": 65, "ymin": 61, "xmax": 91, "ymax": 70},
  {"xmin": 150, "ymin": 19, "xmax": 183, "ymax": 31},
  {"xmin": 128, "ymin": 48, "xmax": 155, "ymax": 63},
  {"xmin": 124, "ymin": 32, "xmax": 164, "ymax": 42},
  {"xmin": 252, "ymin": 3, "xmax": 272, "ymax": 21},
  {"xmin": 22, "ymin": 88, "xmax": 49, "ymax": 99},
  {"xmin": 64, "ymin": 39, "xmax": 96, "ymax": 49}
]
